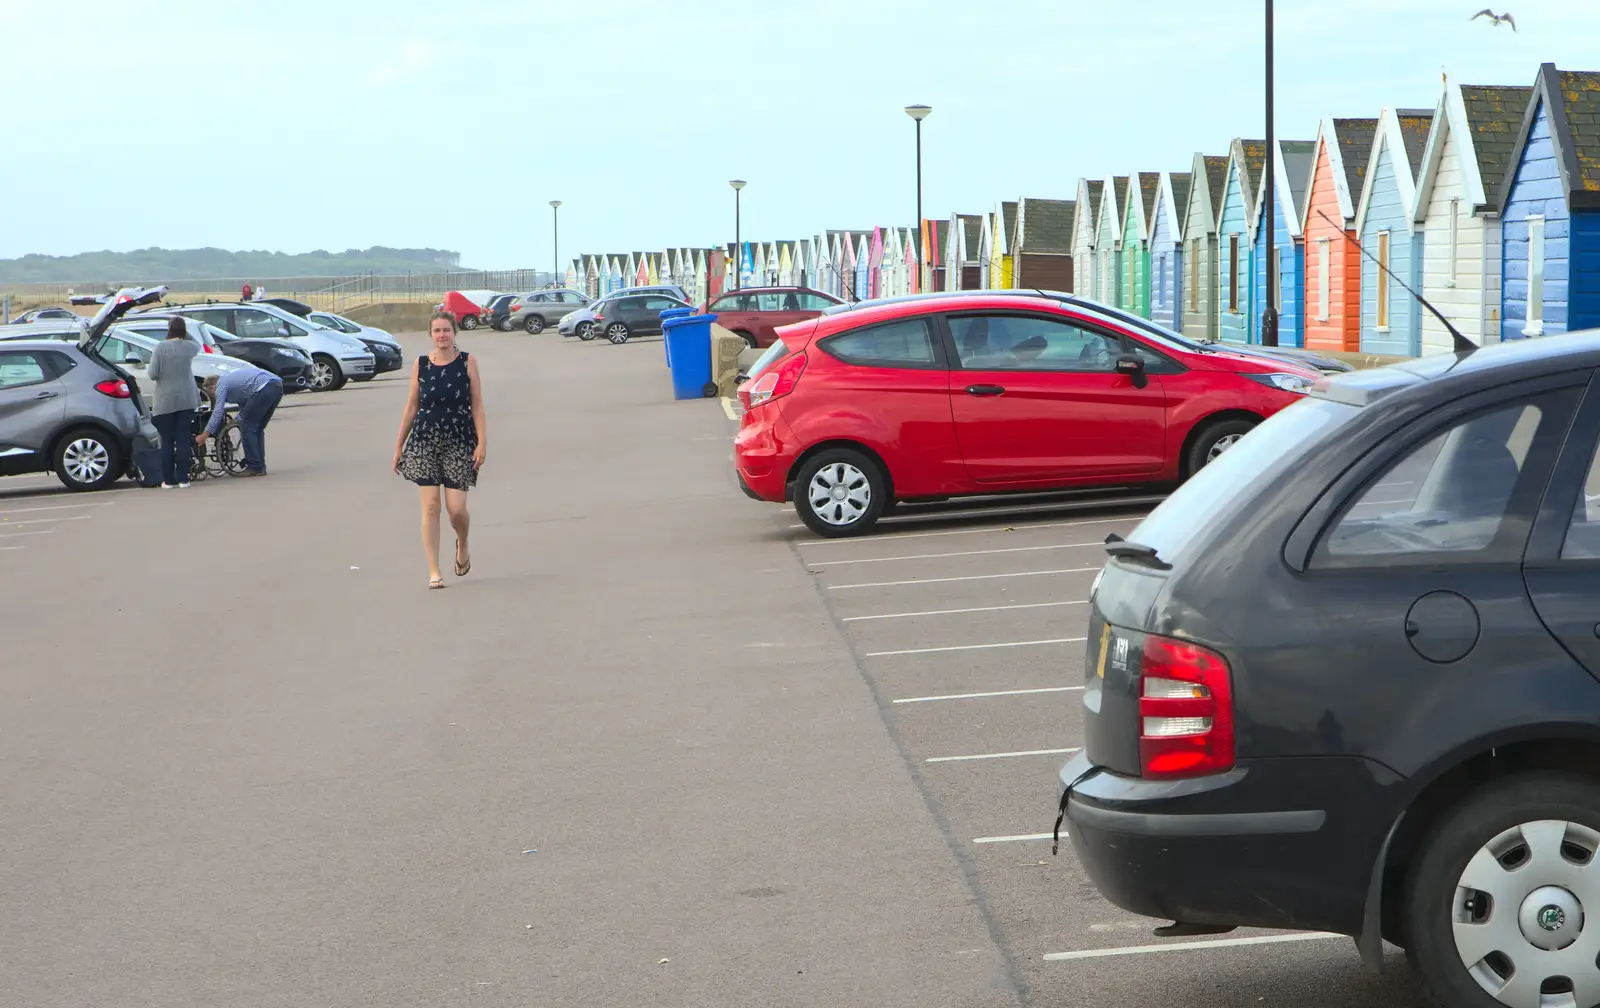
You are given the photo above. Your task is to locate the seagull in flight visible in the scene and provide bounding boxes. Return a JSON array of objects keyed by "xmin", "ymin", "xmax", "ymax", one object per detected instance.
[{"xmin": 1470, "ymin": 9, "xmax": 1517, "ymax": 30}]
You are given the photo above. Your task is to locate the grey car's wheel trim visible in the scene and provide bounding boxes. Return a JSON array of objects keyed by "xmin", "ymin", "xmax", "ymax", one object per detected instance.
[
  {"xmin": 311, "ymin": 358, "xmax": 336, "ymax": 391},
  {"xmin": 461, "ymin": 315, "xmax": 479, "ymax": 330},
  {"xmin": 63, "ymin": 437, "xmax": 110, "ymax": 485},
  {"xmin": 807, "ymin": 462, "xmax": 871, "ymax": 527},
  {"xmin": 1206, "ymin": 433, "xmax": 1243, "ymax": 463},
  {"xmin": 525, "ymin": 316, "xmax": 545, "ymax": 334},
  {"xmin": 576, "ymin": 322, "xmax": 596, "ymax": 341},
  {"xmin": 607, "ymin": 323, "xmax": 629, "ymax": 343},
  {"xmin": 1452, "ymin": 819, "xmax": 1600, "ymax": 1007}
]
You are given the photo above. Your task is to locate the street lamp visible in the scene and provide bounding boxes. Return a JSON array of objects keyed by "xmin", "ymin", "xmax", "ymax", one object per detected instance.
[
  {"xmin": 729, "ymin": 179, "xmax": 746, "ymax": 289},
  {"xmin": 1260, "ymin": 0, "xmax": 1279, "ymax": 347},
  {"xmin": 549, "ymin": 201, "xmax": 562, "ymax": 289},
  {"xmin": 904, "ymin": 105, "xmax": 931, "ymax": 274}
]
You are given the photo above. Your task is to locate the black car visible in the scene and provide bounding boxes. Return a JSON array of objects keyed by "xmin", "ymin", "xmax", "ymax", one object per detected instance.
[
  {"xmin": 205, "ymin": 331, "xmax": 315, "ymax": 391},
  {"xmin": 7, "ymin": 307, "xmax": 80, "ymax": 325},
  {"xmin": 589, "ymin": 294, "xmax": 690, "ymax": 344},
  {"xmin": 486, "ymin": 293, "xmax": 522, "ymax": 331},
  {"xmin": 1057, "ymin": 331, "xmax": 1600, "ymax": 1008},
  {"xmin": 257, "ymin": 297, "xmax": 316, "ymax": 317}
]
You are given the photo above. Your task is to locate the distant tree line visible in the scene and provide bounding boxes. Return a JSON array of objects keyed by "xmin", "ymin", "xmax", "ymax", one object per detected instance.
[{"xmin": 0, "ymin": 246, "xmax": 466, "ymax": 282}]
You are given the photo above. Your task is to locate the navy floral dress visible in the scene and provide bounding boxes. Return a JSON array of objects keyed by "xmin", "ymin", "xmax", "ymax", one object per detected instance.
[{"xmin": 398, "ymin": 351, "xmax": 478, "ymax": 490}]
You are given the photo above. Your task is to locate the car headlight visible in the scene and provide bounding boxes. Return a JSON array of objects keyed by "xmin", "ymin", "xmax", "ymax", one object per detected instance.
[
  {"xmin": 342, "ymin": 340, "xmax": 364, "ymax": 353},
  {"xmin": 560, "ymin": 313, "xmax": 574, "ymax": 323},
  {"xmin": 1244, "ymin": 372, "xmax": 1313, "ymax": 394}
]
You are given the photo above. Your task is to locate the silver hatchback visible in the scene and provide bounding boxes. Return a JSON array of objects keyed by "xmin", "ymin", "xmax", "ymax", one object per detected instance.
[
  {"xmin": 0, "ymin": 339, "xmax": 153, "ymax": 491},
  {"xmin": 507, "ymin": 289, "xmax": 591, "ymax": 334}
]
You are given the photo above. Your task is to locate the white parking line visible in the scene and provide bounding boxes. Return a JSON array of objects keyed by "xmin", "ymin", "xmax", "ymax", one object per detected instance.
[
  {"xmin": 0, "ymin": 530, "xmax": 53, "ymax": 538},
  {"xmin": 1042, "ymin": 932, "xmax": 1342, "ymax": 961},
  {"xmin": 787, "ymin": 494, "xmax": 1166, "ymax": 530},
  {"xmin": 0, "ymin": 545, "xmax": 26, "ymax": 551},
  {"xmin": 720, "ymin": 398, "xmax": 737, "ymax": 420},
  {"xmin": 796, "ymin": 514, "xmax": 1150, "ymax": 547},
  {"xmin": 866, "ymin": 637, "xmax": 1085, "ymax": 657},
  {"xmin": 893, "ymin": 686, "xmax": 1084, "ymax": 704},
  {"xmin": 829, "ymin": 567, "xmax": 1100, "ymax": 590},
  {"xmin": 973, "ymin": 832, "xmax": 1056, "ymax": 844},
  {"xmin": 0, "ymin": 515, "xmax": 92, "ymax": 526},
  {"xmin": 0, "ymin": 487, "xmax": 139, "ymax": 502},
  {"xmin": 0, "ymin": 502, "xmax": 116, "ymax": 516},
  {"xmin": 927, "ymin": 747, "xmax": 1080, "ymax": 763},
  {"xmin": 810, "ymin": 541, "xmax": 1103, "ymax": 568},
  {"xmin": 845, "ymin": 600, "xmax": 1087, "ymax": 622}
]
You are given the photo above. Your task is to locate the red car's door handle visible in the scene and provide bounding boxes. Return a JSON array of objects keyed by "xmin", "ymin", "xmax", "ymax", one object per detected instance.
[{"xmin": 965, "ymin": 384, "xmax": 1006, "ymax": 396}]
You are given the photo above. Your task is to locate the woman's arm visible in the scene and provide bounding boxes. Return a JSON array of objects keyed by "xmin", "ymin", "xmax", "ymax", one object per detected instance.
[
  {"xmin": 393, "ymin": 358, "xmax": 421, "ymax": 471},
  {"xmin": 468, "ymin": 354, "xmax": 487, "ymax": 468},
  {"xmin": 146, "ymin": 344, "xmax": 164, "ymax": 382}
]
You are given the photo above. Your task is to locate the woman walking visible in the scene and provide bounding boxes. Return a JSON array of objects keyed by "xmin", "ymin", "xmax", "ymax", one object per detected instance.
[
  {"xmin": 394, "ymin": 312, "xmax": 487, "ymax": 589},
  {"xmin": 146, "ymin": 316, "xmax": 200, "ymax": 488}
]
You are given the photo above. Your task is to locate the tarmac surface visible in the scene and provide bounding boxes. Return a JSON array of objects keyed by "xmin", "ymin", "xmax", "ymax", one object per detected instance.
[{"xmin": 0, "ymin": 331, "xmax": 1432, "ymax": 1006}]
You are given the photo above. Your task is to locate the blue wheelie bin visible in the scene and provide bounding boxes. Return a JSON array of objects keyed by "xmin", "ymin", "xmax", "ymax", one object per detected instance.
[
  {"xmin": 662, "ymin": 312, "xmax": 718, "ymax": 400},
  {"xmin": 659, "ymin": 306, "xmax": 694, "ymax": 367}
]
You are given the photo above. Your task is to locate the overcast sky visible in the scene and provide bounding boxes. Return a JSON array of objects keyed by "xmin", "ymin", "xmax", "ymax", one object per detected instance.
[{"xmin": 3, "ymin": 0, "xmax": 1594, "ymax": 270}]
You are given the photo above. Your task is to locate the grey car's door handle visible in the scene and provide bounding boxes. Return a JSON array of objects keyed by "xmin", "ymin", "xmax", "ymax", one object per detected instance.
[
  {"xmin": 965, "ymin": 384, "xmax": 1006, "ymax": 396},
  {"xmin": 34, "ymin": 390, "xmax": 58, "ymax": 399}
]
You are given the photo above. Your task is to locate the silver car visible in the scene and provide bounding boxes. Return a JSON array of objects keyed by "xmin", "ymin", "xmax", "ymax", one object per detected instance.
[
  {"xmin": 507, "ymin": 289, "xmax": 591, "ymax": 334},
  {"xmin": 306, "ymin": 311, "xmax": 405, "ymax": 379},
  {"xmin": 161, "ymin": 302, "xmax": 375, "ymax": 391}
]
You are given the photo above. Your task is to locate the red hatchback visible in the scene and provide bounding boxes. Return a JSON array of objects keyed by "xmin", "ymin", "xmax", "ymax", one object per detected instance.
[
  {"xmin": 733, "ymin": 292, "xmax": 1323, "ymax": 537},
  {"xmin": 704, "ymin": 286, "xmax": 844, "ymax": 349}
]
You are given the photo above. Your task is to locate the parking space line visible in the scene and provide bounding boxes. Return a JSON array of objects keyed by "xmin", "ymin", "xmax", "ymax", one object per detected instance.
[
  {"xmin": 845, "ymin": 599, "xmax": 1086, "ymax": 622},
  {"xmin": 0, "ymin": 545, "xmax": 25, "ymax": 551},
  {"xmin": 0, "ymin": 487, "xmax": 139, "ymax": 502},
  {"xmin": 0, "ymin": 502, "xmax": 116, "ymax": 516},
  {"xmin": 810, "ymin": 541, "xmax": 1103, "ymax": 568},
  {"xmin": 786, "ymin": 494, "xmax": 1167, "ymax": 529},
  {"xmin": 0, "ymin": 530, "xmax": 53, "ymax": 538},
  {"xmin": 926, "ymin": 747, "xmax": 1080, "ymax": 763},
  {"xmin": 973, "ymin": 832, "xmax": 1056, "ymax": 844},
  {"xmin": 720, "ymin": 398, "xmax": 737, "ymax": 420},
  {"xmin": 0, "ymin": 515, "xmax": 92, "ymax": 526},
  {"xmin": 830, "ymin": 567, "xmax": 1099, "ymax": 591},
  {"xmin": 1041, "ymin": 932, "xmax": 1342, "ymax": 961},
  {"xmin": 866, "ymin": 637, "xmax": 1085, "ymax": 657},
  {"xmin": 796, "ymin": 514, "xmax": 1151, "ymax": 547},
  {"xmin": 893, "ymin": 686, "xmax": 1084, "ymax": 704}
]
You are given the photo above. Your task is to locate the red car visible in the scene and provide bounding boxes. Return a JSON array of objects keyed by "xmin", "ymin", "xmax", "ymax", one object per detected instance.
[
  {"xmin": 733, "ymin": 292, "xmax": 1323, "ymax": 537},
  {"xmin": 704, "ymin": 286, "xmax": 844, "ymax": 349}
]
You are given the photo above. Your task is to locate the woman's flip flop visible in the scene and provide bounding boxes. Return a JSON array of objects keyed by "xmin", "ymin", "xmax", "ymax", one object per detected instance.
[
  {"xmin": 429, "ymin": 577, "xmax": 446, "ymax": 590},
  {"xmin": 455, "ymin": 540, "xmax": 471, "ymax": 577}
]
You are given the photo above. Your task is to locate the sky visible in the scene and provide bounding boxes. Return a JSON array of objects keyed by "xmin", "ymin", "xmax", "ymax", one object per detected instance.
[{"xmin": 3, "ymin": 0, "xmax": 1597, "ymax": 272}]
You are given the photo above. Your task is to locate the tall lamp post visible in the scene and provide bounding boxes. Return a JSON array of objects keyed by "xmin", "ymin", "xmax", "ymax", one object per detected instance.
[
  {"xmin": 729, "ymin": 179, "xmax": 746, "ymax": 289},
  {"xmin": 1260, "ymin": 0, "xmax": 1279, "ymax": 347},
  {"xmin": 549, "ymin": 200, "xmax": 562, "ymax": 289},
  {"xmin": 904, "ymin": 105, "xmax": 931, "ymax": 284}
]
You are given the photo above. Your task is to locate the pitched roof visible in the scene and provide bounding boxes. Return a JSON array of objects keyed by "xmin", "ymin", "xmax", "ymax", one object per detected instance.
[
  {"xmin": 1083, "ymin": 180, "xmax": 1104, "ymax": 231},
  {"xmin": 1333, "ymin": 118, "xmax": 1380, "ymax": 208},
  {"xmin": 1203, "ymin": 155, "xmax": 1230, "ymax": 213},
  {"xmin": 1559, "ymin": 69, "xmax": 1600, "ymax": 196},
  {"xmin": 1280, "ymin": 140, "xmax": 1317, "ymax": 218},
  {"xmin": 1138, "ymin": 172, "xmax": 1160, "ymax": 223},
  {"xmin": 1169, "ymin": 172, "xmax": 1193, "ymax": 226},
  {"xmin": 1110, "ymin": 176, "xmax": 1129, "ymax": 221},
  {"xmin": 1396, "ymin": 109, "xmax": 1436, "ymax": 177},
  {"xmin": 1460, "ymin": 84, "xmax": 1534, "ymax": 203},
  {"xmin": 1001, "ymin": 201, "xmax": 1018, "ymax": 253},
  {"xmin": 959, "ymin": 214, "xmax": 983, "ymax": 258},
  {"xmin": 1018, "ymin": 198, "xmax": 1075, "ymax": 253},
  {"xmin": 1498, "ymin": 65, "xmax": 1600, "ymax": 209}
]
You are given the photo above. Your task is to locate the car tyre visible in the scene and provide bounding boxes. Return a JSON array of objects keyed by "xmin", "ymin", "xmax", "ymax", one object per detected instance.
[
  {"xmin": 1403, "ymin": 773, "xmax": 1600, "ymax": 1008},
  {"xmin": 525, "ymin": 316, "xmax": 546, "ymax": 335},
  {"xmin": 793, "ymin": 448, "xmax": 889, "ymax": 538},
  {"xmin": 310, "ymin": 354, "xmax": 346, "ymax": 392},
  {"xmin": 53, "ymin": 427, "xmax": 122, "ymax": 492},
  {"xmin": 493, "ymin": 319, "xmax": 512, "ymax": 332},
  {"xmin": 1185, "ymin": 417, "xmax": 1258, "ymax": 476},
  {"xmin": 460, "ymin": 314, "xmax": 479, "ymax": 330},
  {"xmin": 606, "ymin": 323, "xmax": 630, "ymax": 344},
  {"xmin": 735, "ymin": 330, "xmax": 758, "ymax": 350},
  {"xmin": 576, "ymin": 321, "xmax": 596, "ymax": 341}
]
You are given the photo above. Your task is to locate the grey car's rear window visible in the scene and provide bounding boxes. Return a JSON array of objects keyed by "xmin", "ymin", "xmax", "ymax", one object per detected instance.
[{"xmin": 1130, "ymin": 398, "xmax": 1358, "ymax": 563}]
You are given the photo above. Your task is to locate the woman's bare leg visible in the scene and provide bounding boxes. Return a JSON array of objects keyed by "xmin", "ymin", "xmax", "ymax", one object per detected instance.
[
  {"xmin": 445, "ymin": 488, "xmax": 470, "ymax": 571},
  {"xmin": 420, "ymin": 485, "xmax": 443, "ymax": 582}
]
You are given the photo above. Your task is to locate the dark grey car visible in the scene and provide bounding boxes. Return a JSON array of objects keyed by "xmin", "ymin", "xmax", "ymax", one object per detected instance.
[
  {"xmin": 588, "ymin": 294, "xmax": 690, "ymax": 344},
  {"xmin": 507, "ymin": 290, "xmax": 591, "ymax": 334}
]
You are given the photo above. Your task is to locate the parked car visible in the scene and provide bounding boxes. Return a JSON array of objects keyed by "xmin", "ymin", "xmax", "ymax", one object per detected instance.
[
  {"xmin": 1056, "ymin": 328, "xmax": 1600, "ymax": 1008},
  {"xmin": 7, "ymin": 307, "xmax": 81, "ymax": 325},
  {"xmin": 90, "ymin": 328, "xmax": 252, "ymax": 410},
  {"xmin": 0, "ymin": 320, "xmax": 89, "ymax": 342},
  {"xmin": 733, "ymin": 291, "xmax": 1321, "ymax": 537},
  {"xmin": 486, "ymin": 293, "xmax": 527, "ymax": 331},
  {"xmin": 706, "ymin": 286, "xmax": 845, "ymax": 349},
  {"xmin": 0, "ymin": 285, "xmax": 166, "ymax": 491},
  {"xmin": 507, "ymin": 289, "xmax": 591, "ymax": 334},
  {"xmin": 589, "ymin": 293, "xmax": 691, "ymax": 344},
  {"xmin": 256, "ymin": 296, "xmax": 316, "ymax": 317},
  {"xmin": 155, "ymin": 302, "xmax": 375, "ymax": 391},
  {"xmin": 305, "ymin": 311, "xmax": 404, "ymax": 379},
  {"xmin": 120, "ymin": 317, "xmax": 314, "ymax": 393},
  {"xmin": 435, "ymin": 290, "xmax": 499, "ymax": 329},
  {"xmin": 613, "ymin": 284, "xmax": 692, "ymax": 304}
]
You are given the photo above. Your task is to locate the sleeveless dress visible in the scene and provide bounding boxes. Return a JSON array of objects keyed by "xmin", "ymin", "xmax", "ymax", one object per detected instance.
[{"xmin": 398, "ymin": 351, "xmax": 478, "ymax": 490}]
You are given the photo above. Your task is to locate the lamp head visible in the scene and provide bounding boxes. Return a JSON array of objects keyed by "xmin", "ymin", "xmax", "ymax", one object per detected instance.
[
  {"xmin": 904, "ymin": 104, "xmax": 932, "ymax": 122},
  {"xmin": 550, "ymin": 200, "xmax": 562, "ymax": 208},
  {"xmin": 729, "ymin": 179, "xmax": 746, "ymax": 191}
]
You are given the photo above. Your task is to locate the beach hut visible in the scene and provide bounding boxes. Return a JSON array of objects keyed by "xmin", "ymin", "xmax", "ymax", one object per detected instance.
[
  {"xmin": 1497, "ymin": 65, "xmax": 1600, "ymax": 341},
  {"xmin": 693, "ymin": 249, "xmax": 710, "ymax": 306},
  {"xmin": 948, "ymin": 214, "xmax": 983, "ymax": 289},
  {"xmin": 1181, "ymin": 154, "xmax": 1229, "ymax": 338},
  {"xmin": 607, "ymin": 255, "xmax": 626, "ymax": 294},
  {"xmin": 1217, "ymin": 140, "xmax": 1267, "ymax": 343},
  {"xmin": 995, "ymin": 201, "xmax": 1018, "ymax": 288},
  {"xmin": 923, "ymin": 220, "xmax": 949, "ymax": 292},
  {"xmin": 1123, "ymin": 172, "xmax": 1159, "ymax": 317},
  {"xmin": 1249, "ymin": 140, "xmax": 1316, "ymax": 347},
  {"xmin": 583, "ymin": 255, "xmax": 600, "ymax": 297},
  {"xmin": 1096, "ymin": 177, "xmax": 1128, "ymax": 306},
  {"xmin": 811, "ymin": 234, "xmax": 834, "ymax": 296},
  {"xmin": 1073, "ymin": 181, "xmax": 1102, "ymax": 297},
  {"xmin": 1355, "ymin": 108, "xmax": 1435, "ymax": 356},
  {"xmin": 868, "ymin": 229, "xmax": 885, "ymax": 298},
  {"xmin": 764, "ymin": 243, "xmax": 782, "ymax": 286},
  {"xmin": 854, "ymin": 234, "xmax": 871, "ymax": 299},
  {"xmin": 1014, "ymin": 197, "xmax": 1075, "ymax": 291},
  {"xmin": 1149, "ymin": 172, "xmax": 1192, "ymax": 331},
  {"xmin": 1302, "ymin": 117, "xmax": 1379, "ymax": 352}
]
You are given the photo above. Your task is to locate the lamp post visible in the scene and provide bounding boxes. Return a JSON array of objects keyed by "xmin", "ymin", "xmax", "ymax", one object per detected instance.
[
  {"xmin": 1260, "ymin": 0, "xmax": 1280, "ymax": 347},
  {"xmin": 549, "ymin": 200, "xmax": 562, "ymax": 289},
  {"xmin": 904, "ymin": 105, "xmax": 931, "ymax": 277},
  {"xmin": 729, "ymin": 180, "xmax": 746, "ymax": 289}
]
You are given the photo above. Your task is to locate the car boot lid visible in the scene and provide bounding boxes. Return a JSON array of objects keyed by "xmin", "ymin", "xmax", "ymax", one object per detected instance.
[{"xmin": 72, "ymin": 286, "xmax": 168, "ymax": 348}]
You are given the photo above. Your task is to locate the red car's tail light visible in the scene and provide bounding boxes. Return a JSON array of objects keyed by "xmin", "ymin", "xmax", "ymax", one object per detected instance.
[
  {"xmin": 745, "ymin": 352, "xmax": 807, "ymax": 410},
  {"xmin": 202, "ymin": 344, "xmax": 215, "ymax": 354},
  {"xmin": 1137, "ymin": 634, "xmax": 1234, "ymax": 779},
  {"xmin": 94, "ymin": 378, "xmax": 132, "ymax": 399}
]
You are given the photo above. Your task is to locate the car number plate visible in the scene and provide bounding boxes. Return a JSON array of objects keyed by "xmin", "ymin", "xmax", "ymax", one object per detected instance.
[{"xmin": 1094, "ymin": 622, "xmax": 1111, "ymax": 679}]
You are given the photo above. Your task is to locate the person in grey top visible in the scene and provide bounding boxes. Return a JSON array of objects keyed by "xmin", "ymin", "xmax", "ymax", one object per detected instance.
[{"xmin": 146, "ymin": 316, "xmax": 200, "ymax": 488}]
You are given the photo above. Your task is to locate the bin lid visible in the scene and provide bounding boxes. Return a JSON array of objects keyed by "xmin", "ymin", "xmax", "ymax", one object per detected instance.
[{"xmin": 663, "ymin": 313, "xmax": 716, "ymax": 328}]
